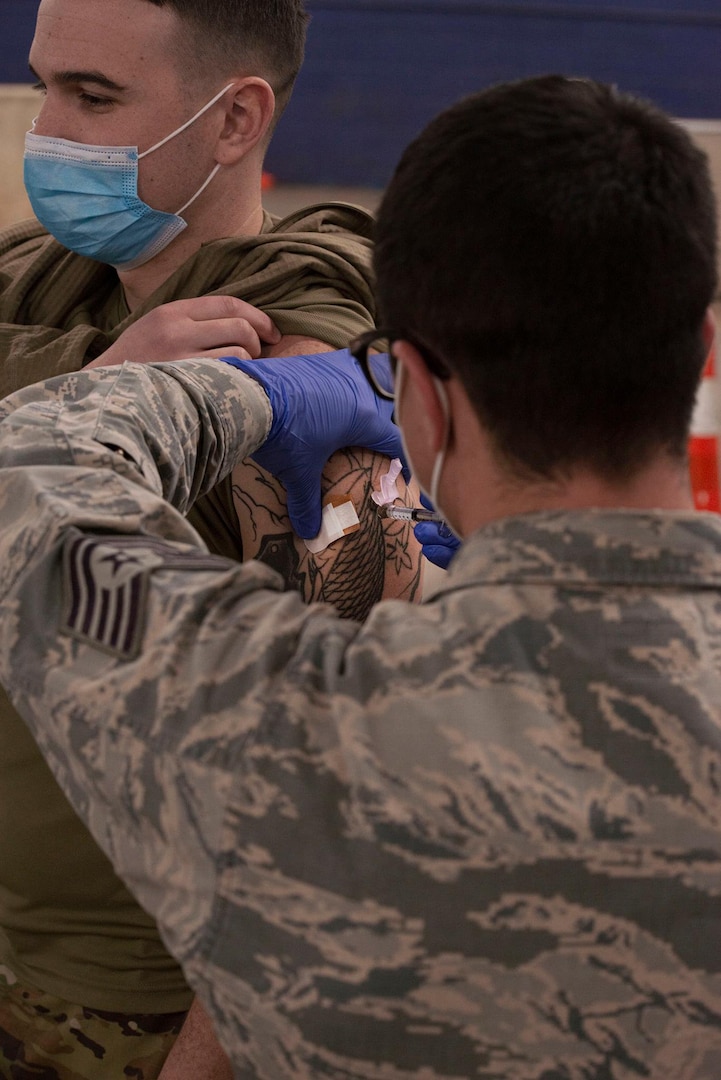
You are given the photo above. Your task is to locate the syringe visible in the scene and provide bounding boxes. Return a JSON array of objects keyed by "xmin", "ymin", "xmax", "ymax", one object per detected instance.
[{"xmin": 378, "ymin": 505, "xmax": 443, "ymax": 524}]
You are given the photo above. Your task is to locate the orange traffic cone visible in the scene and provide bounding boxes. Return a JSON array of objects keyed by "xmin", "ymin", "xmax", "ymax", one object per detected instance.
[{"xmin": 689, "ymin": 340, "xmax": 721, "ymax": 511}]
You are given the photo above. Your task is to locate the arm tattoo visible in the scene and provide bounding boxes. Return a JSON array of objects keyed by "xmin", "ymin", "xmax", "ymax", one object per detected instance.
[
  {"xmin": 254, "ymin": 532, "xmax": 305, "ymax": 593},
  {"xmin": 231, "ymin": 448, "xmax": 423, "ymax": 621}
]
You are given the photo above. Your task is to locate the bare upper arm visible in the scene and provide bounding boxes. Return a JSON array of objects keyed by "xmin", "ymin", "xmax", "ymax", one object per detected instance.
[{"xmin": 230, "ymin": 335, "xmax": 424, "ymax": 620}]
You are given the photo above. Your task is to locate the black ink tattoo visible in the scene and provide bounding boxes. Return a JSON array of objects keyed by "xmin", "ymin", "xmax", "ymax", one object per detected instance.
[
  {"xmin": 255, "ymin": 532, "xmax": 305, "ymax": 594},
  {"xmin": 231, "ymin": 449, "xmax": 423, "ymax": 621}
]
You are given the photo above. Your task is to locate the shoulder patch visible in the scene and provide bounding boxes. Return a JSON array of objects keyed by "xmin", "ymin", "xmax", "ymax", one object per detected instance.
[{"xmin": 61, "ymin": 534, "xmax": 234, "ymax": 659}]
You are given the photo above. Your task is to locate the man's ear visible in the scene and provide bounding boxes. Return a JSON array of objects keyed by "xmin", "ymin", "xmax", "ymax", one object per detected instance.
[
  {"xmin": 393, "ymin": 339, "xmax": 449, "ymax": 454},
  {"xmin": 214, "ymin": 79, "xmax": 276, "ymax": 165}
]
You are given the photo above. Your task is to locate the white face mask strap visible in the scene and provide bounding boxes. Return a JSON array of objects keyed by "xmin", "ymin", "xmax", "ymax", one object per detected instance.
[
  {"xmin": 429, "ymin": 377, "xmax": 451, "ymax": 510},
  {"xmin": 139, "ymin": 83, "xmax": 235, "ymax": 159},
  {"xmin": 175, "ymin": 162, "xmax": 222, "ymax": 215},
  {"xmin": 395, "ymin": 362, "xmax": 451, "ymax": 509}
]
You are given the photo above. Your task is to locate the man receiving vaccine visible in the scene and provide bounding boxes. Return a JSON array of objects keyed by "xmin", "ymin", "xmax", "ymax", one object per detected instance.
[{"xmin": 0, "ymin": 1, "xmax": 421, "ymax": 1075}]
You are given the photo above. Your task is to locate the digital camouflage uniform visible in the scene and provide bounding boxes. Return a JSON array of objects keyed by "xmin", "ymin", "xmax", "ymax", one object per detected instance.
[
  {"xmin": 1, "ymin": 359, "xmax": 721, "ymax": 1079},
  {"xmin": 0, "ymin": 203, "xmax": 376, "ymax": 1078}
]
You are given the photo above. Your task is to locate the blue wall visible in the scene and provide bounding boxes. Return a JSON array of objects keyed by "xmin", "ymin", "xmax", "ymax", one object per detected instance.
[
  {"xmin": 269, "ymin": 1, "xmax": 721, "ymax": 185},
  {"xmin": 4, "ymin": 1, "xmax": 720, "ymax": 186},
  {"xmin": 3, "ymin": 1, "xmax": 36, "ymax": 82}
]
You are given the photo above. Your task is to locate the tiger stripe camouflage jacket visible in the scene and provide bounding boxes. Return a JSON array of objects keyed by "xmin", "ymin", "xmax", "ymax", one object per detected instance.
[{"xmin": 1, "ymin": 358, "xmax": 721, "ymax": 1079}]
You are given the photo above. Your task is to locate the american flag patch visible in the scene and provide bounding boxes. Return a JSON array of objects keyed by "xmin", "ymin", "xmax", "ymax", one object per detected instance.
[{"xmin": 61, "ymin": 535, "xmax": 157, "ymax": 659}]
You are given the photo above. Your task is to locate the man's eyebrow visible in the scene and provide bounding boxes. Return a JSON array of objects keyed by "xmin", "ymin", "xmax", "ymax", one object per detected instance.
[{"xmin": 28, "ymin": 63, "xmax": 126, "ymax": 93}]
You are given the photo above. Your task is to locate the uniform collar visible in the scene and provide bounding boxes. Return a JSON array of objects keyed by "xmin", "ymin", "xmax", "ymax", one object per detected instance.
[{"xmin": 432, "ymin": 509, "xmax": 721, "ymax": 593}]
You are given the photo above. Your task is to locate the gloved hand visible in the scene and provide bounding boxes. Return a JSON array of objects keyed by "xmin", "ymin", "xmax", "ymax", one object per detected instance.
[
  {"xmin": 413, "ymin": 493, "xmax": 461, "ymax": 569},
  {"xmin": 218, "ymin": 349, "xmax": 402, "ymax": 538}
]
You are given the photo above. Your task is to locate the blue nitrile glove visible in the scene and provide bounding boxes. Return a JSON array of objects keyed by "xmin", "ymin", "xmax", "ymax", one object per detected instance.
[
  {"xmin": 217, "ymin": 349, "xmax": 403, "ymax": 539},
  {"xmin": 413, "ymin": 493, "xmax": 461, "ymax": 569}
]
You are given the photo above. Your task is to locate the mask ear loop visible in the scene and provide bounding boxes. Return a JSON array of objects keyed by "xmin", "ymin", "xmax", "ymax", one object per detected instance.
[
  {"xmin": 429, "ymin": 377, "xmax": 451, "ymax": 510},
  {"xmin": 175, "ymin": 164, "xmax": 223, "ymax": 215},
  {"xmin": 138, "ymin": 83, "xmax": 235, "ymax": 159},
  {"xmin": 137, "ymin": 83, "xmax": 234, "ymax": 218},
  {"xmin": 395, "ymin": 361, "xmax": 451, "ymax": 511}
]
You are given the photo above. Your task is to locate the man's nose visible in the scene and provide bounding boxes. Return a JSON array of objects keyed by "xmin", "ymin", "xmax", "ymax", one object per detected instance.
[{"xmin": 30, "ymin": 95, "xmax": 69, "ymax": 140}]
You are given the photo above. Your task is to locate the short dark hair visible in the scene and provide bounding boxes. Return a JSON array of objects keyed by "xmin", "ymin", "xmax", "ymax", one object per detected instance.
[
  {"xmin": 145, "ymin": 0, "xmax": 309, "ymax": 119},
  {"xmin": 374, "ymin": 75, "xmax": 718, "ymax": 481}
]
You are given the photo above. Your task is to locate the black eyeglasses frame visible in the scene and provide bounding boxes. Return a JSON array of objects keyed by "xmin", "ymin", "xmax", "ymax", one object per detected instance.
[{"xmin": 350, "ymin": 328, "xmax": 451, "ymax": 401}]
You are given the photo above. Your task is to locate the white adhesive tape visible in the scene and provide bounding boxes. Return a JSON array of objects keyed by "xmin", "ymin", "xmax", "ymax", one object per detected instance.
[
  {"xmin": 371, "ymin": 457, "xmax": 403, "ymax": 507},
  {"xmin": 304, "ymin": 496, "xmax": 361, "ymax": 554}
]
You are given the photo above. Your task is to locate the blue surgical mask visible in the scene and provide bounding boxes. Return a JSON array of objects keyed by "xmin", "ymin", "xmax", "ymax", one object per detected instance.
[{"xmin": 24, "ymin": 83, "xmax": 233, "ymax": 271}]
